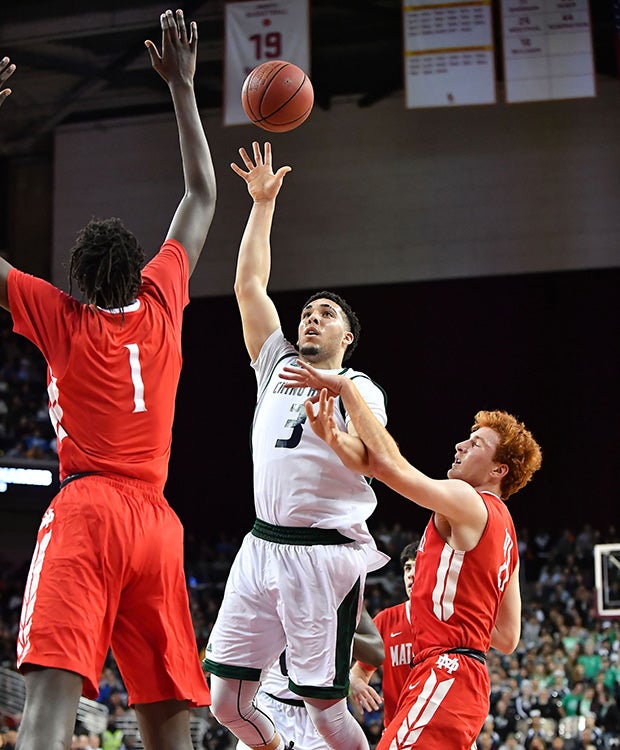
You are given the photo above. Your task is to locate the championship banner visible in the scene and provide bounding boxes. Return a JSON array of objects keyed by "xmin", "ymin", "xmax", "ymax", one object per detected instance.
[
  {"xmin": 402, "ymin": 0, "xmax": 496, "ymax": 108},
  {"xmin": 224, "ymin": 0, "xmax": 310, "ymax": 126},
  {"xmin": 500, "ymin": 0, "xmax": 596, "ymax": 103}
]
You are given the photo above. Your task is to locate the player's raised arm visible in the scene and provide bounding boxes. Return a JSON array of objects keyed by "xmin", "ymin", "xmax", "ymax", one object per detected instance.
[
  {"xmin": 232, "ymin": 141, "xmax": 291, "ymax": 361},
  {"xmin": 145, "ymin": 9, "xmax": 216, "ymax": 275},
  {"xmin": 0, "ymin": 56, "xmax": 17, "ymax": 309}
]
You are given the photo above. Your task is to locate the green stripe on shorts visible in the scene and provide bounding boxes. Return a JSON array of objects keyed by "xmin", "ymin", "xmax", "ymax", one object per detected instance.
[
  {"xmin": 203, "ymin": 658, "xmax": 261, "ymax": 682},
  {"xmin": 251, "ymin": 518, "xmax": 352, "ymax": 545},
  {"xmin": 288, "ymin": 577, "xmax": 361, "ymax": 700}
]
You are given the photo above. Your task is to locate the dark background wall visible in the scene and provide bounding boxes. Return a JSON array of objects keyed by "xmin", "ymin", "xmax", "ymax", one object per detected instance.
[
  {"xmin": 166, "ymin": 267, "xmax": 619, "ymax": 539},
  {"xmin": 2, "ymin": 264, "xmax": 617, "ymax": 566}
]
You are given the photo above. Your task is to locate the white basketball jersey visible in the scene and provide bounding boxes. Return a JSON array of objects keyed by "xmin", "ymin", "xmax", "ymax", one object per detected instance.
[{"xmin": 251, "ymin": 329, "xmax": 387, "ymax": 568}]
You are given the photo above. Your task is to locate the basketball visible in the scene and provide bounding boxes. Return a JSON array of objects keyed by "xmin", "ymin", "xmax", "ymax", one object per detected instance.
[{"xmin": 241, "ymin": 60, "xmax": 314, "ymax": 133}]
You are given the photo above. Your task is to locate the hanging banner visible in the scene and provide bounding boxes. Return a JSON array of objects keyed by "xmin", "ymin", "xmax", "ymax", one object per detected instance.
[
  {"xmin": 402, "ymin": 0, "xmax": 496, "ymax": 108},
  {"xmin": 224, "ymin": 0, "xmax": 310, "ymax": 126},
  {"xmin": 500, "ymin": 0, "xmax": 596, "ymax": 103}
]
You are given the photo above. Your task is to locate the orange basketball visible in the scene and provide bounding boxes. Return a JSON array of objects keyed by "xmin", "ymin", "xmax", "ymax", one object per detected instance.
[{"xmin": 241, "ymin": 60, "xmax": 314, "ymax": 133}]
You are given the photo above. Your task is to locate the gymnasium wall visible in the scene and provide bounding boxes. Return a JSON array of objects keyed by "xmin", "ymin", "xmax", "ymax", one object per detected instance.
[
  {"xmin": 52, "ymin": 79, "xmax": 620, "ymax": 295},
  {"xmin": 167, "ymin": 267, "xmax": 618, "ymax": 539}
]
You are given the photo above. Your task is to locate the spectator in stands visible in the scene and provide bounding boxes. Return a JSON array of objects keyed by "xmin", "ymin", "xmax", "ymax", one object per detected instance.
[
  {"xmin": 101, "ymin": 717, "xmax": 123, "ymax": 750},
  {"xmin": 579, "ymin": 641, "xmax": 603, "ymax": 683},
  {"xmin": 523, "ymin": 712, "xmax": 553, "ymax": 750},
  {"xmin": 572, "ymin": 722, "xmax": 603, "ymax": 750},
  {"xmin": 478, "ymin": 729, "xmax": 500, "ymax": 750},
  {"xmin": 499, "ymin": 733, "xmax": 526, "ymax": 750},
  {"xmin": 533, "ymin": 686, "xmax": 563, "ymax": 723},
  {"xmin": 119, "ymin": 735, "xmax": 137, "ymax": 750},
  {"xmin": 96, "ymin": 666, "xmax": 125, "ymax": 708},
  {"xmin": 563, "ymin": 683, "xmax": 586, "ymax": 720},
  {"xmin": 548, "ymin": 670, "xmax": 569, "ymax": 705},
  {"xmin": 478, "ymin": 715, "xmax": 501, "ymax": 750},
  {"xmin": 599, "ymin": 692, "xmax": 620, "ymax": 745},
  {"xmin": 492, "ymin": 695, "xmax": 518, "ymax": 744},
  {"xmin": 514, "ymin": 680, "xmax": 537, "ymax": 721}
]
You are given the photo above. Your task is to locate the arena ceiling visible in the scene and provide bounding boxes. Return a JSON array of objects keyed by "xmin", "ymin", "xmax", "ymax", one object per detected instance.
[{"xmin": 0, "ymin": 0, "xmax": 617, "ymax": 157}]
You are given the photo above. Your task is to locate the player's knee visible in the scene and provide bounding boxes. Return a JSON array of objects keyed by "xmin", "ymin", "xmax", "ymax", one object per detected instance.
[
  {"xmin": 211, "ymin": 698, "xmax": 276, "ymax": 747},
  {"xmin": 209, "ymin": 676, "xmax": 260, "ymax": 728},
  {"xmin": 305, "ymin": 698, "xmax": 349, "ymax": 739},
  {"xmin": 210, "ymin": 693, "xmax": 245, "ymax": 726},
  {"xmin": 209, "ymin": 676, "xmax": 243, "ymax": 725}
]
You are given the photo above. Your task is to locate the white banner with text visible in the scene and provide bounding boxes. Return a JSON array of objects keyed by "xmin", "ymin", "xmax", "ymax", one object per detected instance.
[
  {"xmin": 403, "ymin": 0, "xmax": 496, "ymax": 108},
  {"xmin": 224, "ymin": 0, "xmax": 310, "ymax": 126},
  {"xmin": 500, "ymin": 0, "xmax": 596, "ymax": 103}
]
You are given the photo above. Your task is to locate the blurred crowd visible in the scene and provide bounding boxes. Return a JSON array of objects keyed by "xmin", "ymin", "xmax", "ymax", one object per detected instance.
[
  {"xmin": 0, "ymin": 324, "xmax": 56, "ymax": 461},
  {"xmin": 1, "ymin": 520, "xmax": 619, "ymax": 749}
]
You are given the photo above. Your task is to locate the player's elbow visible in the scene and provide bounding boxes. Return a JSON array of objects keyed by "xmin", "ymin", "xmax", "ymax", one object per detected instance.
[
  {"xmin": 491, "ymin": 628, "xmax": 520, "ymax": 654},
  {"xmin": 233, "ymin": 274, "xmax": 263, "ymax": 303},
  {"xmin": 367, "ymin": 450, "xmax": 404, "ymax": 487}
]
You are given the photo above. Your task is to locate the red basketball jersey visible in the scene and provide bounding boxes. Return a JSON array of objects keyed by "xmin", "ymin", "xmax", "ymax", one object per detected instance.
[
  {"xmin": 411, "ymin": 491, "xmax": 518, "ymax": 664},
  {"xmin": 358, "ymin": 601, "xmax": 414, "ymax": 727},
  {"xmin": 8, "ymin": 240, "xmax": 189, "ymax": 489}
]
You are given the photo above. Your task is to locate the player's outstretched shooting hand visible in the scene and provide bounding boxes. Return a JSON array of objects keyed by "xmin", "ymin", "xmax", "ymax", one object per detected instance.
[{"xmin": 230, "ymin": 141, "xmax": 291, "ymax": 202}]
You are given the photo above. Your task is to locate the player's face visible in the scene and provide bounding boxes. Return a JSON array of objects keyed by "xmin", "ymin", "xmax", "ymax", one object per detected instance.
[
  {"xmin": 297, "ymin": 298, "xmax": 353, "ymax": 364},
  {"xmin": 447, "ymin": 426, "xmax": 503, "ymax": 487},
  {"xmin": 403, "ymin": 558, "xmax": 416, "ymax": 598}
]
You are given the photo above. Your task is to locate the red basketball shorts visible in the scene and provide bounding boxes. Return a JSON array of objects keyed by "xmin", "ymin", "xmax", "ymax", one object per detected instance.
[
  {"xmin": 16, "ymin": 473, "xmax": 210, "ymax": 707},
  {"xmin": 376, "ymin": 651, "xmax": 489, "ymax": 750}
]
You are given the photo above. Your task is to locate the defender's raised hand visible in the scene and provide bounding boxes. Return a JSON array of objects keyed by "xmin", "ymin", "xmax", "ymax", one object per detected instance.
[
  {"xmin": 0, "ymin": 57, "xmax": 16, "ymax": 108},
  {"xmin": 303, "ymin": 388, "xmax": 344, "ymax": 449},
  {"xmin": 281, "ymin": 359, "xmax": 344, "ymax": 398},
  {"xmin": 145, "ymin": 9, "xmax": 197, "ymax": 85}
]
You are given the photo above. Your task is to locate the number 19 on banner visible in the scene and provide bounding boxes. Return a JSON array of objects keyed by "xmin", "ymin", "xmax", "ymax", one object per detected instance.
[{"xmin": 224, "ymin": 0, "xmax": 310, "ymax": 127}]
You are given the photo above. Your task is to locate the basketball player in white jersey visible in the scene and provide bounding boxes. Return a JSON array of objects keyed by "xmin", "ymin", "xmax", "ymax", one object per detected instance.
[{"xmin": 204, "ymin": 142, "xmax": 389, "ymax": 750}]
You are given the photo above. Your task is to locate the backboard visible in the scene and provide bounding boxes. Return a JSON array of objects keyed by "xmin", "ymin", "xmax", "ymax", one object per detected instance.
[{"xmin": 594, "ymin": 543, "xmax": 620, "ymax": 618}]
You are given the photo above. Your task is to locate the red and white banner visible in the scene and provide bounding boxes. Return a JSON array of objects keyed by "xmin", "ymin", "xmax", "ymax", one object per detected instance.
[{"xmin": 224, "ymin": 0, "xmax": 310, "ymax": 126}]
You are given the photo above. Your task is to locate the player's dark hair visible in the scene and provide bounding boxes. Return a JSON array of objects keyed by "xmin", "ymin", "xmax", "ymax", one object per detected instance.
[
  {"xmin": 302, "ymin": 290, "xmax": 361, "ymax": 362},
  {"xmin": 68, "ymin": 218, "xmax": 145, "ymax": 312},
  {"xmin": 399, "ymin": 542, "xmax": 419, "ymax": 568}
]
